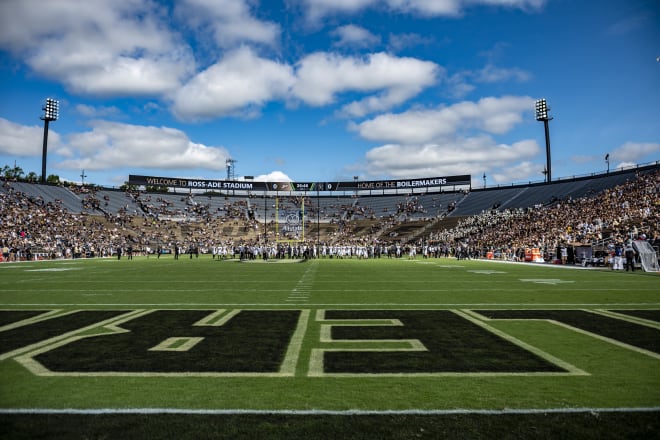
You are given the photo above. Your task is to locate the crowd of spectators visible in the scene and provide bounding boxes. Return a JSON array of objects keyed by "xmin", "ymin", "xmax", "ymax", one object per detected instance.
[
  {"xmin": 428, "ymin": 170, "xmax": 659, "ymax": 261},
  {"xmin": 1, "ymin": 181, "xmax": 126, "ymax": 260},
  {"xmin": 1, "ymin": 169, "xmax": 658, "ymax": 263},
  {"xmin": 396, "ymin": 195, "xmax": 427, "ymax": 216}
]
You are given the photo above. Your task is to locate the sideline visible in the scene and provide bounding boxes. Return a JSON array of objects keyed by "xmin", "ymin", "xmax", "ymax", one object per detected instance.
[
  {"xmin": 4, "ymin": 302, "xmax": 660, "ymax": 307},
  {"xmin": 479, "ymin": 258, "xmax": 604, "ymax": 270},
  {"xmin": 1, "ymin": 407, "xmax": 659, "ymax": 416}
]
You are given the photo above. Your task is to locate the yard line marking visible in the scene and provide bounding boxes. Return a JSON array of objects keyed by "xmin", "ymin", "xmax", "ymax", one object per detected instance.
[
  {"xmin": 4, "ymin": 303, "xmax": 660, "ymax": 307},
  {"xmin": 5, "ymin": 288, "xmax": 659, "ymax": 293},
  {"xmin": 24, "ymin": 268, "xmax": 82, "ymax": 272},
  {"xmin": 285, "ymin": 261, "xmax": 318, "ymax": 304},
  {"xmin": 1, "ymin": 407, "xmax": 658, "ymax": 416},
  {"xmin": 520, "ymin": 279, "xmax": 575, "ymax": 285}
]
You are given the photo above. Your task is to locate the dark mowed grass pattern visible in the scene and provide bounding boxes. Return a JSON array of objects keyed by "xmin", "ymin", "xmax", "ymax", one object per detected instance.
[
  {"xmin": 2, "ymin": 410, "xmax": 660, "ymax": 440},
  {"xmin": 323, "ymin": 310, "xmax": 566, "ymax": 373},
  {"xmin": 33, "ymin": 310, "xmax": 301, "ymax": 373}
]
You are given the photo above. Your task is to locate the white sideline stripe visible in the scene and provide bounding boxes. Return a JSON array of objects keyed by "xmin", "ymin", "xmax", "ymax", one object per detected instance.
[
  {"xmin": 1, "ymin": 407, "xmax": 658, "ymax": 416},
  {"xmin": 3, "ymin": 303, "xmax": 660, "ymax": 307}
]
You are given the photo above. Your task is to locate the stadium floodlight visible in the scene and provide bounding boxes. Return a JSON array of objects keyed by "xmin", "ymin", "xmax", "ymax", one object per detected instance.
[
  {"xmin": 40, "ymin": 98, "xmax": 59, "ymax": 183},
  {"xmin": 535, "ymin": 98, "xmax": 553, "ymax": 183},
  {"xmin": 226, "ymin": 158, "xmax": 237, "ymax": 181},
  {"xmin": 534, "ymin": 99, "xmax": 548, "ymax": 121},
  {"xmin": 605, "ymin": 153, "xmax": 610, "ymax": 174},
  {"xmin": 43, "ymin": 98, "xmax": 59, "ymax": 121}
]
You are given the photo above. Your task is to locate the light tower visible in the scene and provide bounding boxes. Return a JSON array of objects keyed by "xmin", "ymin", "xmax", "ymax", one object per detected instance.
[
  {"xmin": 605, "ymin": 153, "xmax": 610, "ymax": 174},
  {"xmin": 226, "ymin": 158, "xmax": 237, "ymax": 181},
  {"xmin": 40, "ymin": 98, "xmax": 59, "ymax": 183},
  {"xmin": 535, "ymin": 98, "xmax": 552, "ymax": 183}
]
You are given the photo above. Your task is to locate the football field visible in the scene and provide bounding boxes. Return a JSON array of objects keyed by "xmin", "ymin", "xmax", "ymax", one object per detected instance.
[{"xmin": 1, "ymin": 256, "xmax": 659, "ymax": 438}]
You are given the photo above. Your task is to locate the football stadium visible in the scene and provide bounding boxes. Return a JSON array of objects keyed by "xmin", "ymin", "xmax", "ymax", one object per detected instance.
[
  {"xmin": 1, "ymin": 0, "xmax": 659, "ymax": 438},
  {"xmin": 1, "ymin": 163, "xmax": 659, "ymax": 438}
]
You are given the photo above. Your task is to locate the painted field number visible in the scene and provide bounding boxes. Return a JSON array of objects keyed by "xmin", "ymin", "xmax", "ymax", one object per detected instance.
[{"xmin": 4, "ymin": 309, "xmax": 656, "ymax": 377}]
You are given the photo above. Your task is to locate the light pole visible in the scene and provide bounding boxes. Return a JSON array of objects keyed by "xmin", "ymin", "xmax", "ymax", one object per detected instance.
[
  {"xmin": 605, "ymin": 153, "xmax": 610, "ymax": 174},
  {"xmin": 40, "ymin": 98, "xmax": 59, "ymax": 183},
  {"xmin": 264, "ymin": 194, "xmax": 268, "ymax": 244},
  {"xmin": 80, "ymin": 169, "xmax": 87, "ymax": 186},
  {"xmin": 535, "ymin": 98, "xmax": 552, "ymax": 183},
  {"xmin": 226, "ymin": 158, "xmax": 236, "ymax": 180},
  {"xmin": 482, "ymin": 172, "xmax": 486, "ymax": 188}
]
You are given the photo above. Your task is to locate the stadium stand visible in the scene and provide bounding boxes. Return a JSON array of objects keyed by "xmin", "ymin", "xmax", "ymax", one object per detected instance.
[
  {"xmin": 8, "ymin": 181, "xmax": 82, "ymax": 213},
  {"xmin": 450, "ymin": 187, "xmax": 521, "ymax": 216},
  {"xmin": 429, "ymin": 167, "xmax": 659, "ymax": 267},
  {"xmin": 96, "ymin": 189, "xmax": 143, "ymax": 216},
  {"xmin": 1, "ymin": 163, "xmax": 658, "ymax": 269}
]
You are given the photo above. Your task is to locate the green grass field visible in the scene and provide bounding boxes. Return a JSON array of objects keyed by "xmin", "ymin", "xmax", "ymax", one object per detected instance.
[{"xmin": 1, "ymin": 256, "xmax": 659, "ymax": 438}]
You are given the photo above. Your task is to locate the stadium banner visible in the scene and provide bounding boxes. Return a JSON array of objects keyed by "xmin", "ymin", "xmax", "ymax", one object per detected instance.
[
  {"xmin": 336, "ymin": 175, "xmax": 471, "ymax": 191},
  {"xmin": 275, "ymin": 197, "xmax": 305, "ymax": 242},
  {"xmin": 128, "ymin": 174, "xmax": 471, "ymax": 192}
]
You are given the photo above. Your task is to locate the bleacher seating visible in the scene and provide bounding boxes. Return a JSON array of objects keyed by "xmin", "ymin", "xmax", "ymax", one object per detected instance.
[
  {"xmin": 0, "ymin": 162, "xmax": 657, "ymax": 268},
  {"xmin": 96, "ymin": 189, "xmax": 143, "ymax": 216},
  {"xmin": 451, "ymin": 188, "xmax": 523, "ymax": 216},
  {"xmin": 7, "ymin": 182, "xmax": 82, "ymax": 212},
  {"xmin": 2, "ymin": 166, "xmax": 649, "ymax": 222}
]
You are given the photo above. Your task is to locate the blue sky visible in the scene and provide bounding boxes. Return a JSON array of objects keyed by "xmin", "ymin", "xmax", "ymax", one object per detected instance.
[{"xmin": 0, "ymin": 0, "xmax": 658, "ymax": 188}]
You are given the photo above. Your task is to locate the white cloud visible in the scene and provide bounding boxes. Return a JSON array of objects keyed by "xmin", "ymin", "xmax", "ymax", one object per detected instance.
[
  {"xmin": 388, "ymin": 0, "xmax": 464, "ymax": 16},
  {"xmin": 0, "ymin": 1, "xmax": 442, "ymax": 121},
  {"xmin": 0, "ymin": 117, "xmax": 61, "ymax": 156},
  {"xmin": 572, "ymin": 143, "xmax": 660, "ymax": 171},
  {"xmin": 75, "ymin": 104, "xmax": 121, "ymax": 118},
  {"xmin": 352, "ymin": 96, "xmax": 541, "ymax": 181},
  {"xmin": 339, "ymin": 88, "xmax": 424, "ymax": 119},
  {"xmin": 609, "ymin": 142, "xmax": 660, "ymax": 164},
  {"xmin": 59, "ymin": 120, "xmax": 229, "ymax": 171},
  {"xmin": 445, "ymin": 73, "xmax": 476, "ymax": 99},
  {"xmin": 177, "ymin": 0, "xmax": 280, "ymax": 48},
  {"xmin": 607, "ymin": 13, "xmax": 653, "ymax": 36},
  {"xmin": 613, "ymin": 162, "xmax": 639, "ymax": 170},
  {"xmin": 301, "ymin": 0, "xmax": 376, "ymax": 23},
  {"xmin": 293, "ymin": 52, "xmax": 440, "ymax": 116},
  {"xmin": 388, "ymin": 33, "xmax": 434, "ymax": 52},
  {"xmin": 250, "ymin": 171, "xmax": 293, "ymax": 181},
  {"xmin": 445, "ymin": 64, "xmax": 531, "ymax": 99},
  {"xmin": 491, "ymin": 160, "xmax": 542, "ymax": 183},
  {"xmin": 0, "ymin": 0, "xmax": 193, "ymax": 96},
  {"xmin": 473, "ymin": 64, "xmax": 531, "ymax": 83},
  {"xmin": 331, "ymin": 25, "xmax": 381, "ymax": 48},
  {"xmin": 363, "ymin": 138, "xmax": 540, "ymax": 180},
  {"xmin": 300, "ymin": 0, "xmax": 546, "ymax": 21},
  {"xmin": 171, "ymin": 47, "xmax": 295, "ymax": 120},
  {"xmin": 300, "ymin": 0, "xmax": 458, "ymax": 21},
  {"xmin": 355, "ymin": 96, "xmax": 535, "ymax": 144}
]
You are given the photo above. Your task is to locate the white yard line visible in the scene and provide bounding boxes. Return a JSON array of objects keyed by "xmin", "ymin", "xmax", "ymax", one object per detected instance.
[
  {"xmin": 1, "ymin": 407, "xmax": 658, "ymax": 415},
  {"xmin": 3, "ymin": 303, "xmax": 660, "ymax": 307}
]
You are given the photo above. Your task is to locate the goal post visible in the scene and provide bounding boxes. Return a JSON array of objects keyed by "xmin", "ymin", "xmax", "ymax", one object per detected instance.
[
  {"xmin": 275, "ymin": 197, "xmax": 305, "ymax": 243},
  {"xmin": 632, "ymin": 240, "xmax": 660, "ymax": 272}
]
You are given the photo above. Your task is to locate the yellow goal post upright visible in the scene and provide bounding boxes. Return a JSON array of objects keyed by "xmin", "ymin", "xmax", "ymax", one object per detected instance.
[{"xmin": 275, "ymin": 196, "xmax": 305, "ymax": 243}]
